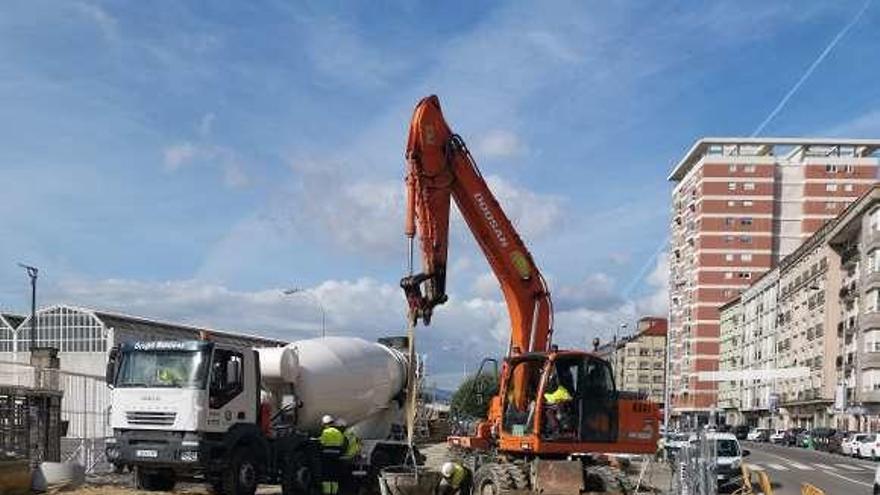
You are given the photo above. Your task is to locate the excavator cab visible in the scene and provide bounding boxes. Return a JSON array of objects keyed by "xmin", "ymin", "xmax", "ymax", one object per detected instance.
[{"xmin": 499, "ymin": 352, "xmax": 619, "ymax": 447}]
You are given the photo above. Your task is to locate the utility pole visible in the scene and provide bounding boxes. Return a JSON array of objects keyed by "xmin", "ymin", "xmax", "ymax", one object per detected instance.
[{"xmin": 18, "ymin": 263, "xmax": 38, "ymax": 351}]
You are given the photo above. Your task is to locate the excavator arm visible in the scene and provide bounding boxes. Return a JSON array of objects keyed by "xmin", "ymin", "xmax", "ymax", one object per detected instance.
[{"xmin": 401, "ymin": 95, "xmax": 553, "ymax": 355}]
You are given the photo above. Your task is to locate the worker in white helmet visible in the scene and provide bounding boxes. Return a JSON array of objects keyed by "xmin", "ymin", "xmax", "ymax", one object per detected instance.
[
  {"xmin": 318, "ymin": 415, "xmax": 347, "ymax": 495},
  {"xmin": 439, "ymin": 461, "xmax": 471, "ymax": 495}
]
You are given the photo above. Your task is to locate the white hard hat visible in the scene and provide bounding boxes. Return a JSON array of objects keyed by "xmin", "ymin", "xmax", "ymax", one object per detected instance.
[
  {"xmin": 441, "ymin": 462, "xmax": 456, "ymax": 478},
  {"xmin": 322, "ymin": 415, "xmax": 334, "ymax": 425}
]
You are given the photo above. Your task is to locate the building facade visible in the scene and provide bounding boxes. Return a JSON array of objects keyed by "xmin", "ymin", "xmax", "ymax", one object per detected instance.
[
  {"xmin": 597, "ymin": 317, "xmax": 667, "ymax": 407},
  {"xmin": 718, "ymin": 297, "xmax": 742, "ymax": 425},
  {"xmin": 829, "ymin": 188, "xmax": 880, "ymax": 431},
  {"xmin": 668, "ymin": 138, "xmax": 879, "ymax": 419},
  {"xmin": 739, "ymin": 269, "xmax": 779, "ymax": 427}
]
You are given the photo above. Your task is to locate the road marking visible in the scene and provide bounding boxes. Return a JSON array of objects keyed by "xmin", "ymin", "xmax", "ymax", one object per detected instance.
[
  {"xmin": 835, "ymin": 464, "xmax": 864, "ymax": 471},
  {"xmin": 788, "ymin": 461, "xmax": 810, "ymax": 470},
  {"xmin": 813, "ymin": 463, "xmax": 836, "ymax": 470},
  {"xmin": 767, "ymin": 463, "xmax": 788, "ymax": 471},
  {"xmin": 750, "ymin": 449, "xmax": 872, "ymax": 487},
  {"xmin": 816, "ymin": 467, "xmax": 872, "ymax": 488},
  {"xmin": 747, "ymin": 463, "xmax": 763, "ymax": 471}
]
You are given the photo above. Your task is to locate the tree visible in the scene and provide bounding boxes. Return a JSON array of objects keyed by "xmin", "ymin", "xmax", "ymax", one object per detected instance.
[{"xmin": 450, "ymin": 372, "xmax": 499, "ymax": 419}]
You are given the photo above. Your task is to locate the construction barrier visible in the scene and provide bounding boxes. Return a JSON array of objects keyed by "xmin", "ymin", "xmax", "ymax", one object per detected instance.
[{"xmin": 801, "ymin": 483, "xmax": 824, "ymax": 495}]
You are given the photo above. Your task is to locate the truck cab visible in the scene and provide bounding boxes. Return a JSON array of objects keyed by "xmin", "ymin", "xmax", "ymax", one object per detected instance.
[{"xmin": 105, "ymin": 340, "xmax": 285, "ymax": 494}]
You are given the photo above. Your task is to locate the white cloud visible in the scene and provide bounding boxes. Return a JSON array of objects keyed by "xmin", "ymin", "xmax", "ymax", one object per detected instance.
[
  {"xmin": 472, "ymin": 271, "xmax": 499, "ymax": 299},
  {"xmin": 162, "ymin": 112, "xmax": 250, "ymax": 189},
  {"xmin": 485, "ymin": 175, "xmax": 564, "ymax": 240},
  {"xmin": 163, "ymin": 142, "xmax": 198, "ymax": 171},
  {"xmin": 634, "ymin": 252, "xmax": 668, "ymax": 318},
  {"xmin": 74, "ymin": 1, "xmax": 118, "ymax": 41},
  {"xmin": 477, "ymin": 130, "xmax": 524, "ymax": 158}
]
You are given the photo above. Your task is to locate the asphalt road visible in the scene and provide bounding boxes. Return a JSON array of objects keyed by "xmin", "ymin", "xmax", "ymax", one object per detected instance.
[{"xmin": 743, "ymin": 441, "xmax": 877, "ymax": 495}]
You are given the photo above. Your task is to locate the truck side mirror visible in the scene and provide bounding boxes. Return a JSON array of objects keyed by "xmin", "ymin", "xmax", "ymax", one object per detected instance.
[{"xmin": 105, "ymin": 345, "xmax": 120, "ymax": 388}]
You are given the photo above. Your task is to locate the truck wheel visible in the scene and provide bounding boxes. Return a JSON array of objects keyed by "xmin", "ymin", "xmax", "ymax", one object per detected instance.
[
  {"xmin": 281, "ymin": 451, "xmax": 314, "ymax": 495},
  {"xmin": 223, "ymin": 448, "xmax": 259, "ymax": 495},
  {"xmin": 135, "ymin": 468, "xmax": 176, "ymax": 491}
]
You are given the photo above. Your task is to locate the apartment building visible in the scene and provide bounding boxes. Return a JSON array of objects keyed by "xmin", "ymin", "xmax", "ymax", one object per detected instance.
[
  {"xmin": 829, "ymin": 187, "xmax": 880, "ymax": 431},
  {"xmin": 740, "ymin": 269, "xmax": 780, "ymax": 427},
  {"xmin": 718, "ymin": 297, "xmax": 743, "ymax": 425},
  {"xmin": 717, "ymin": 189, "xmax": 880, "ymax": 429},
  {"xmin": 668, "ymin": 138, "xmax": 879, "ymax": 421},
  {"xmin": 596, "ymin": 317, "xmax": 668, "ymax": 407}
]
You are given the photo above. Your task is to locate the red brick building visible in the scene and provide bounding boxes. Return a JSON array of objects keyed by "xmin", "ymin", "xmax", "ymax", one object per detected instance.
[{"xmin": 667, "ymin": 138, "xmax": 880, "ymax": 421}]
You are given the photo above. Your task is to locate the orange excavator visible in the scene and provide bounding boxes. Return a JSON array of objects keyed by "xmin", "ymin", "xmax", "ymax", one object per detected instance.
[{"xmin": 401, "ymin": 95, "xmax": 659, "ymax": 493}]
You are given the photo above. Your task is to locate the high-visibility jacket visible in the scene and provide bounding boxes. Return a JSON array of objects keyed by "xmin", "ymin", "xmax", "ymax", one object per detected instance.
[
  {"xmin": 341, "ymin": 429, "xmax": 361, "ymax": 460},
  {"xmin": 319, "ymin": 426, "xmax": 346, "ymax": 453},
  {"xmin": 448, "ymin": 463, "xmax": 467, "ymax": 488},
  {"xmin": 543, "ymin": 385, "xmax": 572, "ymax": 405}
]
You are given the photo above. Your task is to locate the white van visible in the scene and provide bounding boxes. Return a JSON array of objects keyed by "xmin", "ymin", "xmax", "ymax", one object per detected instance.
[{"xmin": 708, "ymin": 432, "xmax": 750, "ymax": 491}]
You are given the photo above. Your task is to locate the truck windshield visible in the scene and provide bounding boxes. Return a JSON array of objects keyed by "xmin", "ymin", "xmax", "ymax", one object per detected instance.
[{"xmin": 116, "ymin": 350, "xmax": 209, "ymax": 389}]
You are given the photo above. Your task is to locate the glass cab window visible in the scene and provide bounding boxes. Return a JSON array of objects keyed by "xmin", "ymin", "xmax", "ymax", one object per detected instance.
[
  {"xmin": 209, "ymin": 349, "xmax": 244, "ymax": 409},
  {"xmin": 502, "ymin": 358, "xmax": 544, "ymax": 436},
  {"xmin": 116, "ymin": 349, "xmax": 208, "ymax": 389}
]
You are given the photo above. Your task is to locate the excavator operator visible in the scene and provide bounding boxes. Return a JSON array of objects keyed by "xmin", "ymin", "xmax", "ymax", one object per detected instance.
[{"xmin": 542, "ymin": 371, "xmax": 573, "ymax": 439}]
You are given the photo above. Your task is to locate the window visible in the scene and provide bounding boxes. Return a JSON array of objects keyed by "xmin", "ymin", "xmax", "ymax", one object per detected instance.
[
  {"xmin": 866, "ymin": 289, "xmax": 880, "ymax": 313},
  {"xmin": 741, "ymin": 253, "xmax": 753, "ymax": 262},
  {"xmin": 729, "ymin": 164, "xmax": 738, "ymax": 172},
  {"xmin": 845, "ymin": 184, "xmax": 854, "ymax": 192},
  {"xmin": 738, "ymin": 272, "xmax": 752, "ymax": 279},
  {"xmin": 741, "ymin": 218, "xmax": 753, "ymax": 226},
  {"xmin": 744, "ymin": 164, "xmax": 756, "ymax": 173},
  {"xmin": 826, "ymin": 165, "xmax": 838, "ymax": 173},
  {"xmin": 826, "ymin": 202, "xmax": 837, "ymax": 210},
  {"xmin": 725, "ymin": 217, "xmax": 735, "ymax": 226},
  {"xmin": 727, "ymin": 200, "xmax": 736, "ymax": 207},
  {"xmin": 725, "ymin": 272, "xmax": 734, "ymax": 280},
  {"xmin": 740, "ymin": 235, "xmax": 752, "ymax": 244},
  {"xmin": 743, "ymin": 200, "xmax": 754, "ymax": 207},
  {"xmin": 743, "ymin": 183, "xmax": 756, "ymax": 191},
  {"xmin": 868, "ymin": 249, "xmax": 879, "ymax": 273},
  {"xmin": 826, "ymin": 183, "xmax": 838, "ymax": 192},
  {"xmin": 870, "ymin": 208, "xmax": 880, "ymax": 231},
  {"xmin": 724, "ymin": 235, "xmax": 735, "ymax": 243},
  {"xmin": 725, "ymin": 254, "xmax": 734, "ymax": 262},
  {"xmin": 866, "ymin": 331, "xmax": 880, "ymax": 353},
  {"xmin": 728, "ymin": 182, "xmax": 737, "ymax": 191},
  {"xmin": 845, "ymin": 165, "xmax": 854, "ymax": 173},
  {"xmin": 209, "ymin": 349, "xmax": 245, "ymax": 409}
]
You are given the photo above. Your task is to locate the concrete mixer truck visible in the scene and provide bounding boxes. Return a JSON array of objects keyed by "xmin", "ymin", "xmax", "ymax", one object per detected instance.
[{"xmin": 104, "ymin": 336, "xmax": 413, "ymax": 495}]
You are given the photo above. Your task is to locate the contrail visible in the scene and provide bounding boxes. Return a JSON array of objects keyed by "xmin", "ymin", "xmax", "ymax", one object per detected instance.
[
  {"xmin": 622, "ymin": 235, "xmax": 668, "ymax": 300},
  {"xmin": 752, "ymin": 0, "xmax": 872, "ymax": 136}
]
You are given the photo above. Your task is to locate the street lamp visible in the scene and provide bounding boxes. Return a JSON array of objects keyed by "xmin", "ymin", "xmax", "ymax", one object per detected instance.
[
  {"xmin": 283, "ymin": 288, "xmax": 326, "ymax": 338},
  {"xmin": 17, "ymin": 263, "xmax": 38, "ymax": 352}
]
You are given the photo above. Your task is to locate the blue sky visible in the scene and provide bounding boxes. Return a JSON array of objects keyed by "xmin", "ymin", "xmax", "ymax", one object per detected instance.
[{"xmin": 1, "ymin": 0, "xmax": 878, "ymax": 387}]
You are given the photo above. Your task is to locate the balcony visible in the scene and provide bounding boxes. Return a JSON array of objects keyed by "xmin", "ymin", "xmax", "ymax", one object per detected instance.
[
  {"xmin": 863, "ymin": 352, "xmax": 880, "ymax": 370},
  {"xmin": 841, "ymin": 244, "xmax": 859, "ymax": 267},
  {"xmin": 860, "ymin": 390, "xmax": 880, "ymax": 404}
]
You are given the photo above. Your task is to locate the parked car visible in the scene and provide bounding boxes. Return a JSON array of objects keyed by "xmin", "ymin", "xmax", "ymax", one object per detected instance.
[
  {"xmin": 709, "ymin": 432, "xmax": 750, "ymax": 493},
  {"xmin": 812, "ymin": 427, "xmax": 838, "ymax": 452},
  {"xmin": 769, "ymin": 429, "xmax": 786, "ymax": 444},
  {"xmin": 858, "ymin": 433, "xmax": 880, "ymax": 460},
  {"xmin": 746, "ymin": 428, "xmax": 771, "ymax": 442},
  {"xmin": 796, "ymin": 430, "xmax": 814, "ymax": 448},
  {"xmin": 732, "ymin": 425, "xmax": 749, "ymax": 440},
  {"xmin": 783, "ymin": 427, "xmax": 805, "ymax": 447},
  {"xmin": 842, "ymin": 433, "xmax": 870, "ymax": 456},
  {"xmin": 664, "ymin": 432, "xmax": 690, "ymax": 458}
]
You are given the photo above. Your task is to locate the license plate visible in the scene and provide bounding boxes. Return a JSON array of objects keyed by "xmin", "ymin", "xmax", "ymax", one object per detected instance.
[{"xmin": 136, "ymin": 449, "xmax": 158, "ymax": 458}]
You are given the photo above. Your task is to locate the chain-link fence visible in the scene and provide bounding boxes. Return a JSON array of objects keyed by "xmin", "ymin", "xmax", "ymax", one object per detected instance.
[
  {"xmin": 671, "ymin": 429, "xmax": 718, "ymax": 495},
  {"xmin": 0, "ymin": 360, "xmax": 110, "ymax": 472}
]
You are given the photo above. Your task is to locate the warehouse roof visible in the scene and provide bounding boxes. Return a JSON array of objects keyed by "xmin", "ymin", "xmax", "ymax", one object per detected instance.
[
  {"xmin": 0, "ymin": 313, "xmax": 24, "ymax": 330},
  {"xmin": 18, "ymin": 305, "xmax": 287, "ymax": 348}
]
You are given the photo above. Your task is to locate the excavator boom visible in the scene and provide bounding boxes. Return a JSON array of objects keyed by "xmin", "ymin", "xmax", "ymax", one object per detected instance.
[{"xmin": 402, "ymin": 95, "xmax": 553, "ymax": 355}]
